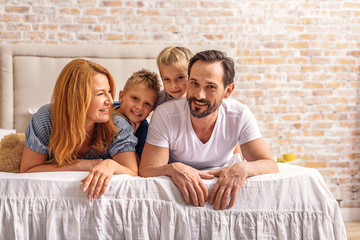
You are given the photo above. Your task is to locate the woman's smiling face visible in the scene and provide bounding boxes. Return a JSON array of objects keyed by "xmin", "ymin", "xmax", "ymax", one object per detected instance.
[{"xmin": 86, "ymin": 73, "xmax": 114, "ymax": 128}]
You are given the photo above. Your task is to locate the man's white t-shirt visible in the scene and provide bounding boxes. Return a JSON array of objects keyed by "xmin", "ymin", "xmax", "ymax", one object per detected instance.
[{"xmin": 146, "ymin": 98, "xmax": 262, "ymax": 170}]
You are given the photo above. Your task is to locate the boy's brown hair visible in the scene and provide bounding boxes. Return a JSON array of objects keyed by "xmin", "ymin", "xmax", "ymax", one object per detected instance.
[{"xmin": 123, "ymin": 68, "xmax": 161, "ymax": 99}]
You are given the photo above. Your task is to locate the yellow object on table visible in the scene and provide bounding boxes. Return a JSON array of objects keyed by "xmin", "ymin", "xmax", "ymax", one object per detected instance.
[
  {"xmin": 277, "ymin": 153, "xmax": 303, "ymax": 166},
  {"xmin": 283, "ymin": 153, "xmax": 296, "ymax": 162}
]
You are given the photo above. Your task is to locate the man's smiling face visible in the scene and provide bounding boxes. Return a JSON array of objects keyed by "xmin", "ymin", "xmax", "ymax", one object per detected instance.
[{"xmin": 186, "ymin": 60, "xmax": 227, "ymax": 119}]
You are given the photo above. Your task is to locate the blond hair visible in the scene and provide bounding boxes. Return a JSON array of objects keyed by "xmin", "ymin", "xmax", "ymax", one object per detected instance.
[
  {"xmin": 123, "ymin": 68, "xmax": 161, "ymax": 97},
  {"xmin": 50, "ymin": 59, "xmax": 118, "ymax": 167},
  {"xmin": 156, "ymin": 46, "xmax": 193, "ymax": 71}
]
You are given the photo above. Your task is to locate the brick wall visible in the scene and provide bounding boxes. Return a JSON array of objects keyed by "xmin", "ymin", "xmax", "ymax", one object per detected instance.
[{"xmin": 1, "ymin": 0, "xmax": 359, "ymax": 208}]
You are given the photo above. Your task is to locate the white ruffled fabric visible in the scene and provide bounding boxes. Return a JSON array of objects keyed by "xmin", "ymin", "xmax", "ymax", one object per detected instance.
[{"xmin": 0, "ymin": 162, "xmax": 346, "ymax": 239}]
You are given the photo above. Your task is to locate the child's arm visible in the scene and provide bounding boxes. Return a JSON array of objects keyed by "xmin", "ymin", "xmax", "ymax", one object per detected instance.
[{"xmin": 135, "ymin": 119, "xmax": 149, "ymax": 160}]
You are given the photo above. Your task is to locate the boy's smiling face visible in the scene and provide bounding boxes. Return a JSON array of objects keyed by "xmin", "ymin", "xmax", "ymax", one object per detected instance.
[
  {"xmin": 118, "ymin": 83, "xmax": 157, "ymax": 123},
  {"xmin": 159, "ymin": 61, "xmax": 188, "ymax": 99}
]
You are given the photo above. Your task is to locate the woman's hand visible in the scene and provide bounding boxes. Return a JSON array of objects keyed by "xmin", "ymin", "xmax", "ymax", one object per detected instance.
[
  {"xmin": 76, "ymin": 158, "xmax": 103, "ymax": 171},
  {"xmin": 81, "ymin": 151, "xmax": 138, "ymax": 199},
  {"xmin": 81, "ymin": 159, "xmax": 116, "ymax": 199}
]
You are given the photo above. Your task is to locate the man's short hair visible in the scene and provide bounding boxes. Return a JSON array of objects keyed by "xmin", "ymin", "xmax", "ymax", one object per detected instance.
[{"xmin": 188, "ymin": 50, "xmax": 235, "ymax": 87}]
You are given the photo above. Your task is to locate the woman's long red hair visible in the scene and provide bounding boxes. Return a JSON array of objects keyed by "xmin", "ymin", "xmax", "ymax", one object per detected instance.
[{"xmin": 49, "ymin": 59, "xmax": 117, "ymax": 166}]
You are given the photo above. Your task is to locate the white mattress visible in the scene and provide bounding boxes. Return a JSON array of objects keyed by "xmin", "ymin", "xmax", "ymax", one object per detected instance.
[{"xmin": 0, "ymin": 164, "xmax": 346, "ymax": 239}]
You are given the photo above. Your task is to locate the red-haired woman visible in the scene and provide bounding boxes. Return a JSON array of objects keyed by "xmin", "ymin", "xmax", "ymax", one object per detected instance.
[{"xmin": 20, "ymin": 59, "xmax": 138, "ymax": 199}]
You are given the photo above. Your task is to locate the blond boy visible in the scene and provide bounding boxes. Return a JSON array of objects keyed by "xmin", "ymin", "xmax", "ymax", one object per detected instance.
[{"xmin": 155, "ymin": 46, "xmax": 193, "ymax": 107}]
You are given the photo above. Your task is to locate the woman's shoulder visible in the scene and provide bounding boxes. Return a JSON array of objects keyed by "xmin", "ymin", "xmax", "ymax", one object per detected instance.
[
  {"xmin": 37, "ymin": 104, "xmax": 51, "ymax": 113},
  {"xmin": 25, "ymin": 104, "xmax": 53, "ymax": 148},
  {"xmin": 31, "ymin": 104, "xmax": 52, "ymax": 122}
]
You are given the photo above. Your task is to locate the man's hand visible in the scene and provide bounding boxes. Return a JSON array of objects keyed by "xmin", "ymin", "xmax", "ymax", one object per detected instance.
[
  {"xmin": 170, "ymin": 162, "xmax": 214, "ymax": 207},
  {"xmin": 207, "ymin": 162, "xmax": 248, "ymax": 210}
]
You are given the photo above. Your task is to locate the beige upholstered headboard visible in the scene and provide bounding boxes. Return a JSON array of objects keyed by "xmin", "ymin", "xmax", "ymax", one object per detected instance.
[{"xmin": 0, "ymin": 44, "xmax": 233, "ymax": 133}]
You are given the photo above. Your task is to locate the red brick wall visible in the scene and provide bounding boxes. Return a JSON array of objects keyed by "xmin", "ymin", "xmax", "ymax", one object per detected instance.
[{"xmin": 1, "ymin": 1, "xmax": 359, "ymax": 208}]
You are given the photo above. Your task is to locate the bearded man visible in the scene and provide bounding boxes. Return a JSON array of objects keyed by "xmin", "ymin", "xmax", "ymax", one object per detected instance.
[{"xmin": 139, "ymin": 50, "xmax": 278, "ymax": 210}]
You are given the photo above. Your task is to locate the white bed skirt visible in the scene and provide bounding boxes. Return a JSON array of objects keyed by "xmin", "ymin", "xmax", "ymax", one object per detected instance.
[{"xmin": 0, "ymin": 164, "xmax": 346, "ymax": 240}]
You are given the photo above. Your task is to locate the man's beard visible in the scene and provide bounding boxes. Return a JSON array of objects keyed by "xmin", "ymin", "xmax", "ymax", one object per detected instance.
[{"xmin": 188, "ymin": 97, "xmax": 221, "ymax": 119}]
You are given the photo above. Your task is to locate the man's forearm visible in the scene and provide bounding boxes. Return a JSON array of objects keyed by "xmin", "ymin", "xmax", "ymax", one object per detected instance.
[
  {"xmin": 242, "ymin": 158, "xmax": 279, "ymax": 177},
  {"xmin": 139, "ymin": 164, "xmax": 174, "ymax": 178}
]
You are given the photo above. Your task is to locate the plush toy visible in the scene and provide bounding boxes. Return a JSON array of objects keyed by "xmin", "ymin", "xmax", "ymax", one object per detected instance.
[{"xmin": 0, "ymin": 133, "xmax": 25, "ymax": 173}]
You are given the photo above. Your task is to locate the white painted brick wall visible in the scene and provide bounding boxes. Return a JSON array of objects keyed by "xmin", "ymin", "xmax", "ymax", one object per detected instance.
[{"xmin": 0, "ymin": 0, "xmax": 359, "ymax": 208}]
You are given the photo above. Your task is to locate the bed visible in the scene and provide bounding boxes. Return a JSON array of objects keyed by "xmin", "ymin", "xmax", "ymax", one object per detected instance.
[{"xmin": 0, "ymin": 44, "xmax": 347, "ymax": 239}]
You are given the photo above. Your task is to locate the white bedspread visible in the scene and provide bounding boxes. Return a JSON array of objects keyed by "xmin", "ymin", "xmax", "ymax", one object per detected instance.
[{"xmin": 0, "ymin": 164, "xmax": 346, "ymax": 240}]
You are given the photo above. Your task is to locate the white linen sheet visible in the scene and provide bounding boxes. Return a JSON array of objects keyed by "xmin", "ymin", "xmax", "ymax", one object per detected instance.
[{"xmin": 0, "ymin": 163, "xmax": 346, "ymax": 240}]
